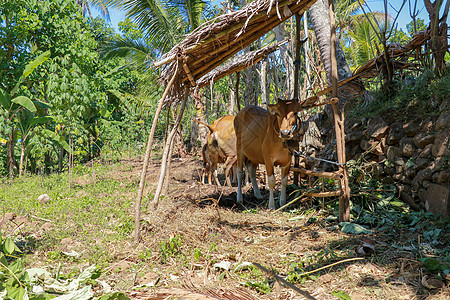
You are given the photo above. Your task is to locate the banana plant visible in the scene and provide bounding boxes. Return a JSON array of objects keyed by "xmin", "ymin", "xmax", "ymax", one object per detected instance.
[{"xmin": 0, "ymin": 50, "xmax": 68, "ymax": 176}]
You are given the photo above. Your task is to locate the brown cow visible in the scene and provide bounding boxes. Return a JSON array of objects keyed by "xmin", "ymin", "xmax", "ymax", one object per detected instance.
[
  {"xmin": 200, "ymin": 143, "xmax": 224, "ymax": 185},
  {"xmin": 234, "ymin": 99, "xmax": 305, "ymax": 209},
  {"xmin": 197, "ymin": 115, "xmax": 237, "ymax": 186}
]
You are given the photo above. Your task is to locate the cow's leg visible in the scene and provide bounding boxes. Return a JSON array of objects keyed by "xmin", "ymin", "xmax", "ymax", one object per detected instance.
[
  {"xmin": 280, "ymin": 165, "xmax": 290, "ymax": 207},
  {"xmin": 264, "ymin": 161, "xmax": 276, "ymax": 209},
  {"xmin": 211, "ymin": 161, "xmax": 221, "ymax": 186},
  {"xmin": 201, "ymin": 167, "xmax": 206, "ymax": 184},
  {"xmin": 236, "ymin": 137, "xmax": 244, "ymax": 204},
  {"xmin": 267, "ymin": 173, "xmax": 276, "ymax": 210},
  {"xmin": 224, "ymin": 156, "xmax": 236, "ymax": 187},
  {"xmin": 247, "ymin": 162, "xmax": 262, "ymax": 199}
]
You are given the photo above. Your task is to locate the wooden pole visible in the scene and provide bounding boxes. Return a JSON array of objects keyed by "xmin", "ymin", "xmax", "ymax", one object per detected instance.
[
  {"xmin": 293, "ymin": 12, "xmax": 302, "ymax": 187},
  {"xmin": 151, "ymin": 86, "xmax": 189, "ymax": 209},
  {"xmin": 329, "ymin": 0, "xmax": 350, "ymax": 222},
  {"xmin": 134, "ymin": 62, "xmax": 179, "ymax": 243},
  {"xmin": 236, "ymin": 71, "xmax": 241, "ymax": 111}
]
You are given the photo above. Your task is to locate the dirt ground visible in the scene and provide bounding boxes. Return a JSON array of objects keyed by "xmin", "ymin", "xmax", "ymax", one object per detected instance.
[
  {"xmin": 3, "ymin": 154, "xmax": 449, "ymax": 299},
  {"xmin": 131, "ymin": 155, "xmax": 449, "ymax": 299}
]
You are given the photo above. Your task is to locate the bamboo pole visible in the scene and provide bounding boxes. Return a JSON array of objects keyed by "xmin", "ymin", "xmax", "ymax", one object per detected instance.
[
  {"xmin": 329, "ymin": 0, "xmax": 350, "ymax": 222},
  {"xmin": 293, "ymin": 12, "xmax": 302, "ymax": 187},
  {"xmin": 289, "ymin": 167, "xmax": 341, "ymax": 180},
  {"xmin": 134, "ymin": 62, "xmax": 179, "ymax": 243},
  {"xmin": 151, "ymin": 86, "xmax": 189, "ymax": 209}
]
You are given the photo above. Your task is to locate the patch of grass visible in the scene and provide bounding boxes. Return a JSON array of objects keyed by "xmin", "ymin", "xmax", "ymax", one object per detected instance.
[
  {"xmin": 348, "ymin": 69, "xmax": 449, "ymax": 124},
  {"xmin": 0, "ymin": 160, "xmax": 137, "ymax": 268}
]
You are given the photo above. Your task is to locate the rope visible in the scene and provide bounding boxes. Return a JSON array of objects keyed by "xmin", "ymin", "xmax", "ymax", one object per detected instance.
[{"xmin": 287, "ymin": 146, "xmax": 346, "ymax": 166}]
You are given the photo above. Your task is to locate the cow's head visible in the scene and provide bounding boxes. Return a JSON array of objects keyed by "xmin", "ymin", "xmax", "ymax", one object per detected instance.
[{"xmin": 268, "ymin": 98, "xmax": 304, "ymax": 140}]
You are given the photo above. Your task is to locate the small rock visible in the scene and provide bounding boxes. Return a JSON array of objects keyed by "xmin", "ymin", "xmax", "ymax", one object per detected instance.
[
  {"xmin": 367, "ymin": 116, "xmax": 387, "ymax": 138},
  {"xmin": 61, "ymin": 237, "xmax": 73, "ymax": 246},
  {"xmin": 386, "ymin": 122, "xmax": 404, "ymax": 145},
  {"xmin": 418, "ymin": 144, "xmax": 433, "ymax": 157},
  {"xmin": 346, "ymin": 132, "xmax": 364, "ymax": 143},
  {"xmin": 431, "ymin": 132, "xmax": 449, "ymax": 157},
  {"xmin": 420, "ymin": 118, "xmax": 434, "ymax": 132},
  {"xmin": 371, "ymin": 125, "xmax": 390, "ymax": 140},
  {"xmin": 403, "ymin": 121, "xmax": 421, "ymax": 137},
  {"xmin": 414, "ymin": 158, "xmax": 432, "ymax": 172},
  {"xmin": 418, "ymin": 184, "xmax": 449, "ymax": 216},
  {"xmin": 405, "ymin": 168, "xmax": 416, "ymax": 178},
  {"xmin": 435, "ymin": 113, "xmax": 450, "ymax": 130},
  {"xmin": 37, "ymin": 194, "xmax": 51, "ymax": 204},
  {"xmin": 436, "ymin": 170, "xmax": 450, "ymax": 184},
  {"xmin": 413, "ymin": 133, "xmax": 435, "ymax": 148},
  {"xmin": 393, "ymin": 173, "xmax": 407, "ymax": 182},
  {"xmin": 399, "ymin": 137, "xmax": 416, "ymax": 157},
  {"xmin": 5, "ymin": 212, "xmax": 16, "ymax": 221},
  {"xmin": 394, "ymin": 157, "xmax": 406, "ymax": 166},
  {"xmin": 386, "ymin": 146, "xmax": 401, "ymax": 161},
  {"xmin": 413, "ymin": 168, "xmax": 433, "ymax": 190}
]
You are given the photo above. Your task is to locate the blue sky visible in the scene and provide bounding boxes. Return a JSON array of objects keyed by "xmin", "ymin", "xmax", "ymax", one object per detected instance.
[{"xmin": 98, "ymin": 0, "xmax": 433, "ymax": 35}]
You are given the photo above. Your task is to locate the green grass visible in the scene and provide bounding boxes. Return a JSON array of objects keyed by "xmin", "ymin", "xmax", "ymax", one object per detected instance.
[
  {"xmin": 0, "ymin": 161, "xmax": 137, "ymax": 261},
  {"xmin": 348, "ymin": 69, "xmax": 449, "ymax": 123}
]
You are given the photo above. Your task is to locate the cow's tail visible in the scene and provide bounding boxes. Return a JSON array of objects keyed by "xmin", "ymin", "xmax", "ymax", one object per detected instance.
[{"xmin": 195, "ymin": 119, "xmax": 214, "ymax": 133}]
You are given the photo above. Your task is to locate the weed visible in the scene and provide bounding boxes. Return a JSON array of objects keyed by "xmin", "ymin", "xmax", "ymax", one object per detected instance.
[{"xmin": 159, "ymin": 235, "xmax": 183, "ymax": 264}]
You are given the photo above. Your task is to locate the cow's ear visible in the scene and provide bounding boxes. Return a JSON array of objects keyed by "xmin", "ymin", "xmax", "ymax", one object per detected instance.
[
  {"xmin": 294, "ymin": 101, "xmax": 302, "ymax": 112},
  {"xmin": 267, "ymin": 104, "xmax": 278, "ymax": 115}
]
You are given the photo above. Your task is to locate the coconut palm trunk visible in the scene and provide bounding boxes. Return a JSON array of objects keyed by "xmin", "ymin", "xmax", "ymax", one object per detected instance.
[{"xmin": 309, "ymin": 0, "xmax": 363, "ymax": 105}]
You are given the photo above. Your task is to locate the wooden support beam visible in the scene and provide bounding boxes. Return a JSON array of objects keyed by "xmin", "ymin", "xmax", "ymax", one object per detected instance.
[
  {"xmin": 134, "ymin": 61, "xmax": 179, "ymax": 243},
  {"xmin": 306, "ymin": 190, "xmax": 342, "ymax": 198},
  {"xmin": 293, "ymin": 12, "xmax": 302, "ymax": 187},
  {"xmin": 151, "ymin": 86, "xmax": 190, "ymax": 209},
  {"xmin": 329, "ymin": 0, "xmax": 350, "ymax": 222},
  {"xmin": 183, "ymin": 60, "xmax": 196, "ymax": 86},
  {"xmin": 289, "ymin": 167, "xmax": 341, "ymax": 180}
]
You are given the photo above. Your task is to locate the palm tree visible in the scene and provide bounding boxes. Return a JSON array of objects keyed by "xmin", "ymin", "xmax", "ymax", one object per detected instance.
[
  {"xmin": 308, "ymin": 0, "xmax": 366, "ymax": 104},
  {"xmin": 76, "ymin": 0, "xmax": 111, "ymax": 21},
  {"xmin": 342, "ymin": 14, "xmax": 386, "ymax": 71}
]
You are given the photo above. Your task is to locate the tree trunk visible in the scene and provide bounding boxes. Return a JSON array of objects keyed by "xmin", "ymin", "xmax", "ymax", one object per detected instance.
[
  {"xmin": 309, "ymin": 0, "xmax": 364, "ymax": 105},
  {"xmin": 235, "ymin": 72, "xmax": 241, "ymax": 111},
  {"xmin": 194, "ymin": 89, "xmax": 209, "ymax": 145},
  {"xmin": 244, "ymin": 48, "xmax": 256, "ymax": 106},
  {"xmin": 6, "ymin": 128, "xmax": 18, "ymax": 177},
  {"xmin": 274, "ymin": 24, "xmax": 293, "ymax": 98},
  {"xmin": 19, "ymin": 139, "xmax": 26, "ymax": 177},
  {"xmin": 228, "ymin": 74, "xmax": 235, "ymax": 114},
  {"xmin": 424, "ymin": 0, "xmax": 449, "ymax": 75},
  {"xmin": 260, "ymin": 58, "xmax": 268, "ymax": 109}
]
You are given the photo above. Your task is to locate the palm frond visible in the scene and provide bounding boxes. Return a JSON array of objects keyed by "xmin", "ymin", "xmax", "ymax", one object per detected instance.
[{"xmin": 100, "ymin": 36, "xmax": 154, "ymax": 70}]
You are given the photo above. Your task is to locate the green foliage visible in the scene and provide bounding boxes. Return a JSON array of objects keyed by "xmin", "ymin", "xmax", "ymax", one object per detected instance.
[
  {"xmin": 332, "ymin": 290, "xmax": 351, "ymax": 300},
  {"xmin": 0, "ymin": 0, "xmax": 156, "ymax": 176},
  {"xmin": 159, "ymin": 235, "xmax": 184, "ymax": 264},
  {"xmin": 406, "ymin": 18, "xmax": 427, "ymax": 36}
]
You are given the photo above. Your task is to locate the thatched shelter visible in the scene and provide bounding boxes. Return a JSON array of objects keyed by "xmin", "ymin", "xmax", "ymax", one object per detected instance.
[{"xmin": 153, "ymin": 0, "xmax": 317, "ymax": 103}]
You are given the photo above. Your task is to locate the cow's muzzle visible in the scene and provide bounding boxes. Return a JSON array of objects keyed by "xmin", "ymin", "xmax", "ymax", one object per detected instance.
[{"xmin": 280, "ymin": 123, "xmax": 298, "ymax": 139}]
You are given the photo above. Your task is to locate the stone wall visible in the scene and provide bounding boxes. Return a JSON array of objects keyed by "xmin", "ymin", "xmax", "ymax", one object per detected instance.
[{"xmin": 343, "ymin": 109, "xmax": 449, "ymax": 216}]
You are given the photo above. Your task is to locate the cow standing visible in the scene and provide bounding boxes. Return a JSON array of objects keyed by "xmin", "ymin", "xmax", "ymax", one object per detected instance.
[
  {"xmin": 234, "ymin": 99, "xmax": 304, "ymax": 209},
  {"xmin": 197, "ymin": 115, "xmax": 237, "ymax": 186}
]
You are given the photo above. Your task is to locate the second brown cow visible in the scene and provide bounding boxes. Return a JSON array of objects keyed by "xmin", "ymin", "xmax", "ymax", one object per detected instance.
[{"xmin": 198, "ymin": 115, "xmax": 237, "ymax": 186}]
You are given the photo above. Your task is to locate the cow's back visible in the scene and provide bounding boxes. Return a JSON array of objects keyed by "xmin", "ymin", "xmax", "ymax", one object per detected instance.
[
  {"xmin": 212, "ymin": 115, "xmax": 236, "ymax": 158},
  {"xmin": 234, "ymin": 105, "xmax": 271, "ymax": 165}
]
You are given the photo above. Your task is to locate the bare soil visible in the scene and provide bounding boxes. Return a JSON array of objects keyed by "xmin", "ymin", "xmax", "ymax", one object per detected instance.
[{"xmin": 3, "ymin": 154, "xmax": 449, "ymax": 300}]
